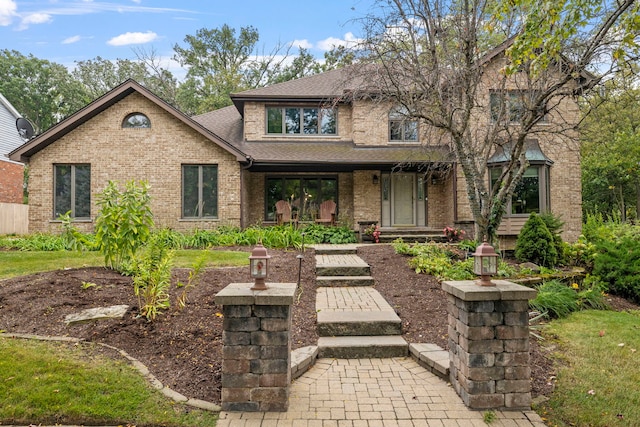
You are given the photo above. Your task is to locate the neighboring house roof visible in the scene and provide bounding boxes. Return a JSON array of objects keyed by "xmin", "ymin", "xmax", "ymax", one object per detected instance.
[
  {"xmin": 0, "ymin": 93, "xmax": 25, "ymax": 161},
  {"xmin": 9, "ymin": 80, "xmax": 247, "ymax": 163}
]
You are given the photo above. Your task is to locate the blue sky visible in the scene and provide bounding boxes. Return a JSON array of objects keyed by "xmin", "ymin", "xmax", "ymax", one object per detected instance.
[{"xmin": 0, "ymin": 0, "xmax": 365, "ymax": 77}]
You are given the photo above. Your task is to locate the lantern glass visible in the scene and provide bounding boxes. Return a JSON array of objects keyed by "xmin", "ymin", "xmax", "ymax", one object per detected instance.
[
  {"xmin": 251, "ymin": 258, "xmax": 267, "ymax": 278},
  {"xmin": 472, "ymin": 242, "xmax": 498, "ymax": 275}
]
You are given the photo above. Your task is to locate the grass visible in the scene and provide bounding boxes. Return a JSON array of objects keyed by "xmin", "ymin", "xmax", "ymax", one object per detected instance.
[
  {"xmin": 0, "ymin": 337, "xmax": 218, "ymax": 426},
  {"xmin": 538, "ymin": 310, "xmax": 640, "ymax": 426},
  {"xmin": 0, "ymin": 249, "xmax": 249, "ymax": 279}
]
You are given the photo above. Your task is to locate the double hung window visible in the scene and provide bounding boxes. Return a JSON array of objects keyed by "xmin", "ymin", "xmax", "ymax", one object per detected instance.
[
  {"xmin": 182, "ymin": 165, "xmax": 218, "ymax": 218},
  {"xmin": 389, "ymin": 106, "xmax": 418, "ymax": 142},
  {"xmin": 54, "ymin": 164, "xmax": 91, "ymax": 219}
]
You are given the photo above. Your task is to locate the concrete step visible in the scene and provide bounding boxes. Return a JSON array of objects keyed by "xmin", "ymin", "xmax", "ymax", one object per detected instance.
[
  {"xmin": 317, "ymin": 310, "xmax": 402, "ymax": 337},
  {"xmin": 316, "ymin": 275, "xmax": 375, "ymax": 287},
  {"xmin": 315, "ymin": 254, "xmax": 371, "ymax": 277},
  {"xmin": 318, "ymin": 335, "xmax": 408, "ymax": 358}
]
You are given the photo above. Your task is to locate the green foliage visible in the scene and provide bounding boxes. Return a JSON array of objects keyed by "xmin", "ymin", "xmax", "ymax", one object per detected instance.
[
  {"xmin": 58, "ymin": 211, "xmax": 96, "ymax": 251},
  {"xmin": 529, "ymin": 279, "xmax": 608, "ymax": 319},
  {"xmin": 593, "ymin": 235, "xmax": 640, "ymax": 303},
  {"xmin": 562, "ymin": 236, "xmax": 597, "ymax": 269},
  {"xmin": 132, "ymin": 231, "xmax": 174, "ymax": 321},
  {"xmin": 176, "ymin": 251, "xmax": 208, "ymax": 310},
  {"xmin": 94, "ymin": 181, "xmax": 154, "ymax": 272},
  {"xmin": 302, "ymin": 224, "xmax": 357, "ymax": 245},
  {"xmin": 0, "ymin": 233, "xmax": 67, "ymax": 251},
  {"xmin": 515, "ymin": 212, "xmax": 559, "ymax": 267}
]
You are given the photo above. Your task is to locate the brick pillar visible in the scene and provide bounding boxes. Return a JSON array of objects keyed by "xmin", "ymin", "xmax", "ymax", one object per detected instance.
[
  {"xmin": 442, "ymin": 280, "xmax": 537, "ymax": 410},
  {"xmin": 215, "ymin": 282, "xmax": 296, "ymax": 412}
]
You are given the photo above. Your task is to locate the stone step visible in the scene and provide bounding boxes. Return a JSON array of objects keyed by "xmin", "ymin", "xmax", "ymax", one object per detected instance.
[
  {"xmin": 312, "ymin": 244, "xmax": 359, "ymax": 255},
  {"xmin": 409, "ymin": 343, "xmax": 450, "ymax": 380},
  {"xmin": 315, "ymin": 254, "xmax": 371, "ymax": 277},
  {"xmin": 315, "ymin": 275, "xmax": 375, "ymax": 287},
  {"xmin": 317, "ymin": 310, "xmax": 402, "ymax": 337},
  {"xmin": 318, "ymin": 335, "xmax": 408, "ymax": 358}
]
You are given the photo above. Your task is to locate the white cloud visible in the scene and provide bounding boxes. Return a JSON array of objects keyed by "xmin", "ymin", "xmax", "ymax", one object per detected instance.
[
  {"xmin": 18, "ymin": 12, "xmax": 52, "ymax": 30},
  {"xmin": 0, "ymin": 0, "xmax": 17, "ymax": 26},
  {"xmin": 316, "ymin": 32, "xmax": 362, "ymax": 51},
  {"xmin": 107, "ymin": 31, "xmax": 158, "ymax": 46},
  {"xmin": 291, "ymin": 39, "xmax": 313, "ymax": 50},
  {"xmin": 131, "ymin": 0, "xmax": 142, "ymax": 3},
  {"xmin": 62, "ymin": 35, "xmax": 81, "ymax": 44}
]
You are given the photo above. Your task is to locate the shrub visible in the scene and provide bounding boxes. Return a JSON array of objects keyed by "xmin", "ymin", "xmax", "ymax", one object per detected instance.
[
  {"xmin": 95, "ymin": 181, "xmax": 154, "ymax": 272},
  {"xmin": 132, "ymin": 231, "xmax": 174, "ymax": 321},
  {"xmin": 593, "ymin": 235, "xmax": 640, "ymax": 303},
  {"xmin": 529, "ymin": 280, "xmax": 579, "ymax": 319},
  {"xmin": 515, "ymin": 212, "xmax": 558, "ymax": 267}
]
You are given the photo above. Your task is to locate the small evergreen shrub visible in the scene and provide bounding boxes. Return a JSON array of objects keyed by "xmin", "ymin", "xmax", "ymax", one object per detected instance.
[
  {"xmin": 515, "ymin": 212, "xmax": 559, "ymax": 267},
  {"xmin": 593, "ymin": 235, "xmax": 640, "ymax": 303}
]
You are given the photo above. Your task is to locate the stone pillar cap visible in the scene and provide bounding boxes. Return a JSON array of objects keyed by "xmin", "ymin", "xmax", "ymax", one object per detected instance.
[{"xmin": 215, "ymin": 282, "xmax": 297, "ymax": 306}]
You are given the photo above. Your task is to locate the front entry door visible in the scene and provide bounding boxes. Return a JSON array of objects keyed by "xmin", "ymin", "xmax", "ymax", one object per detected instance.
[{"xmin": 392, "ymin": 173, "xmax": 415, "ymax": 226}]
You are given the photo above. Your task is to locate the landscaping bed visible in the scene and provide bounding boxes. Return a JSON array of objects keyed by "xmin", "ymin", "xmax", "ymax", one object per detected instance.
[{"xmin": 0, "ymin": 244, "xmax": 637, "ymax": 405}]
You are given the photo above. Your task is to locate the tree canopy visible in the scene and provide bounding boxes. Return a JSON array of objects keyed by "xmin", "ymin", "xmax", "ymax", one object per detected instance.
[{"xmin": 353, "ymin": 0, "xmax": 640, "ymax": 243}]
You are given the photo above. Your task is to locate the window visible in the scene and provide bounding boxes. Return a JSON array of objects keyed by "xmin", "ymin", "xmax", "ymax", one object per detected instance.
[
  {"xmin": 266, "ymin": 107, "xmax": 336, "ymax": 135},
  {"xmin": 489, "ymin": 90, "xmax": 526, "ymax": 123},
  {"xmin": 265, "ymin": 176, "xmax": 338, "ymax": 221},
  {"xmin": 122, "ymin": 113, "xmax": 151, "ymax": 128},
  {"xmin": 490, "ymin": 166, "xmax": 550, "ymax": 215},
  {"xmin": 389, "ymin": 107, "xmax": 418, "ymax": 142},
  {"xmin": 54, "ymin": 164, "xmax": 91, "ymax": 219},
  {"xmin": 182, "ymin": 165, "xmax": 218, "ymax": 218}
]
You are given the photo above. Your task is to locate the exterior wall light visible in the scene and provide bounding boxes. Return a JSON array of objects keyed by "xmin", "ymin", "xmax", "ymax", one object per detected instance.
[
  {"xmin": 249, "ymin": 243, "xmax": 271, "ymax": 290},
  {"xmin": 473, "ymin": 241, "xmax": 498, "ymax": 286},
  {"xmin": 372, "ymin": 174, "xmax": 379, "ymax": 184}
]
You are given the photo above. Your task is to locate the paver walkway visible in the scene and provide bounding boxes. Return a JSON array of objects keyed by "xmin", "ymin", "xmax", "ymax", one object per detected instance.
[
  {"xmin": 216, "ymin": 245, "xmax": 545, "ymax": 427},
  {"xmin": 217, "ymin": 357, "xmax": 545, "ymax": 427}
]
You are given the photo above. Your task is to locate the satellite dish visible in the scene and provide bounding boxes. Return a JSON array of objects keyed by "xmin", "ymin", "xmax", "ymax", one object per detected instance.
[{"xmin": 16, "ymin": 117, "xmax": 35, "ymax": 141}]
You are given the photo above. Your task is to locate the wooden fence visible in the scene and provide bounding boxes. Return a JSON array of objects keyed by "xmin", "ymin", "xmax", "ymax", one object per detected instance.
[{"xmin": 0, "ymin": 202, "xmax": 28, "ymax": 235}]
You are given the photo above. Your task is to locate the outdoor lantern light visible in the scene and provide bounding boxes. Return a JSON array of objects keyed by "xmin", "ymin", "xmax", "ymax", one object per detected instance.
[
  {"xmin": 473, "ymin": 241, "xmax": 499, "ymax": 286},
  {"xmin": 249, "ymin": 243, "xmax": 271, "ymax": 290}
]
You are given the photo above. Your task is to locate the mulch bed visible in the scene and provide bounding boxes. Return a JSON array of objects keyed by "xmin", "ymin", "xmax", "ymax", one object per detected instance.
[{"xmin": 0, "ymin": 244, "xmax": 637, "ymax": 405}]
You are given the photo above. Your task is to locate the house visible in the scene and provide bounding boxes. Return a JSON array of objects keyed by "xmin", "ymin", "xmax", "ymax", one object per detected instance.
[
  {"xmin": 9, "ymin": 47, "xmax": 582, "ymax": 246},
  {"xmin": 0, "ymin": 93, "xmax": 25, "ymax": 204}
]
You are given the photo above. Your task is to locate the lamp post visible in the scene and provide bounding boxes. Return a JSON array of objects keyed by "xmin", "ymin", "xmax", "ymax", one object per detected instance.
[
  {"xmin": 472, "ymin": 241, "xmax": 498, "ymax": 286},
  {"xmin": 249, "ymin": 243, "xmax": 271, "ymax": 290}
]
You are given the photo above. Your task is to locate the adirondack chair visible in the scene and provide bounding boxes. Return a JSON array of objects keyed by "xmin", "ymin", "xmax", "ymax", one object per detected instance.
[
  {"xmin": 275, "ymin": 200, "xmax": 298, "ymax": 226},
  {"xmin": 315, "ymin": 200, "xmax": 337, "ymax": 226}
]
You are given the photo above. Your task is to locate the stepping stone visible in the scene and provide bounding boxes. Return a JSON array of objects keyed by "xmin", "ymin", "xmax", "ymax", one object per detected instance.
[
  {"xmin": 65, "ymin": 305, "xmax": 130, "ymax": 326},
  {"xmin": 317, "ymin": 310, "xmax": 401, "ymax": 336},
  {"xmin": 315, "ymin": 254, "xmax": 371, "ymax": 276},
  {"xmin": 312, "ymin": 244, "xmax": 359, "ymax": 255}
]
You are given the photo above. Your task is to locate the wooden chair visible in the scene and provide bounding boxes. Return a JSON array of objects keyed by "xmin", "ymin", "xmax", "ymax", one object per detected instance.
[
  {"xmin": 275, "ymin": 200, "xmax": 298, "ymax": 226},
  {"xmin": 315, "ymin": 200, "xmax": 337, "ymax": 226}
]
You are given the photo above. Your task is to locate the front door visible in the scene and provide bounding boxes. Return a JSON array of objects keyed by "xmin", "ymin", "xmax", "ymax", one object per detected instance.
[{"xmin": 392, "ymin": 173, "xmax": 415, "ymax": 226}]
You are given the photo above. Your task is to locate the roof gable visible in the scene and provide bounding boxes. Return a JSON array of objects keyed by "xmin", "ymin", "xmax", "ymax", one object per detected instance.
[{"xmin": 9, "ymin": 80, "xmax": 247, "ymax": 163}]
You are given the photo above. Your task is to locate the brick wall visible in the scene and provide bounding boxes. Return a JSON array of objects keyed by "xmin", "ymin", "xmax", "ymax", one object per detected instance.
[
  {"xmin": 0, "ymin": 159, "xmax": 24, "ymax": 204},
  {"xmin": 27, "ymin": 92, "xmax": 241, "ymax": 233}
]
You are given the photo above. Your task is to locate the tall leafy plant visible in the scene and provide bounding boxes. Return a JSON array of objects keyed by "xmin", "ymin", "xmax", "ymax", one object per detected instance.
[
  {"xmin": 133, "ymin": 231, "xmax": 174, "ymax": 321},
  {"xmin": 95, "ymin": 181, "xmax": 154, "ymax": 272}
]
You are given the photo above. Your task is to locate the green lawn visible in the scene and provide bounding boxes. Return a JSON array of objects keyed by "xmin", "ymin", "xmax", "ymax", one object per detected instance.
[
  {"xmin": 0, "ymin": 249, "xmax": 248, "ymax": 279},
  {"xmin": 538, "ymin": 310, "xmax": 640, "ymax": 426},
  {"xmin": 0, "ymin": 338, "xmax": 218, "ymax": 426}
]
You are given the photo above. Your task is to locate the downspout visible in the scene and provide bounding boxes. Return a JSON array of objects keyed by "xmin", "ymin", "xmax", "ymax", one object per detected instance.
[{"xmin": 240, "ymin": 156, "xmax": 255, "ymax": 229}]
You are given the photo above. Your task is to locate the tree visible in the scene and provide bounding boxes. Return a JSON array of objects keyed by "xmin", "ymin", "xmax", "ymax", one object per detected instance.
[
  {"xmin": 173, "ymin": 25, "xmax": 260, "ymax": 114},
  {"xmin": 581, "ymin": 71, "xmax": 640, "ymax": 220},
  {"xmin": 353, "ymin": 0, "xmax": 639, "ymax": 243},
  {"xmin": 0, "ymin": 49, "xmax": 89, "ymax": 133}
]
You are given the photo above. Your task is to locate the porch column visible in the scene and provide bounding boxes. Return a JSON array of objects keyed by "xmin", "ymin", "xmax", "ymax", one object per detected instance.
[
  {"xmin": 215, "ymin": 282, "xmax": 296, "ymax": 412},
  {"xmin": 442, "ymin": 280, "xmax": 536, "ymax": 410}
]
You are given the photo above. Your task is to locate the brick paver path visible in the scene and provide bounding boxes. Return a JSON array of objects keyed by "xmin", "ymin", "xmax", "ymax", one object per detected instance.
[{"xmin": 217, "ymin": 357, "xmax": 545, "ymax": 427}]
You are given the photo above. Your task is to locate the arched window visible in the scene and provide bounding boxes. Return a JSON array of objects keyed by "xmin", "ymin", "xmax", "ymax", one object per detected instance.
[
  {"xmin": 122, "ymin": 113, "xmax": 151, "ymax": 128},
  {"xmin": 389, "ymin": 106, "xmax": 418, "ymax": 142}
]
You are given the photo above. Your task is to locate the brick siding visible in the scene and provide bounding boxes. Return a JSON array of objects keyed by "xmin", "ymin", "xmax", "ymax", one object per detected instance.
[
  {"xmin": 0, "ymin": 159, "xmax": 24, "ymax": 204},
  {"xmin": 27, "ymin": 93, "xmax": 241, "ymax": 233}
]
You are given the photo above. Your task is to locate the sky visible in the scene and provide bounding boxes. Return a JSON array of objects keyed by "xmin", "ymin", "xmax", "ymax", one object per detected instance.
[{"xmin": 0, "ymin": 0, "xmax": 367, "ymax": 78}]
